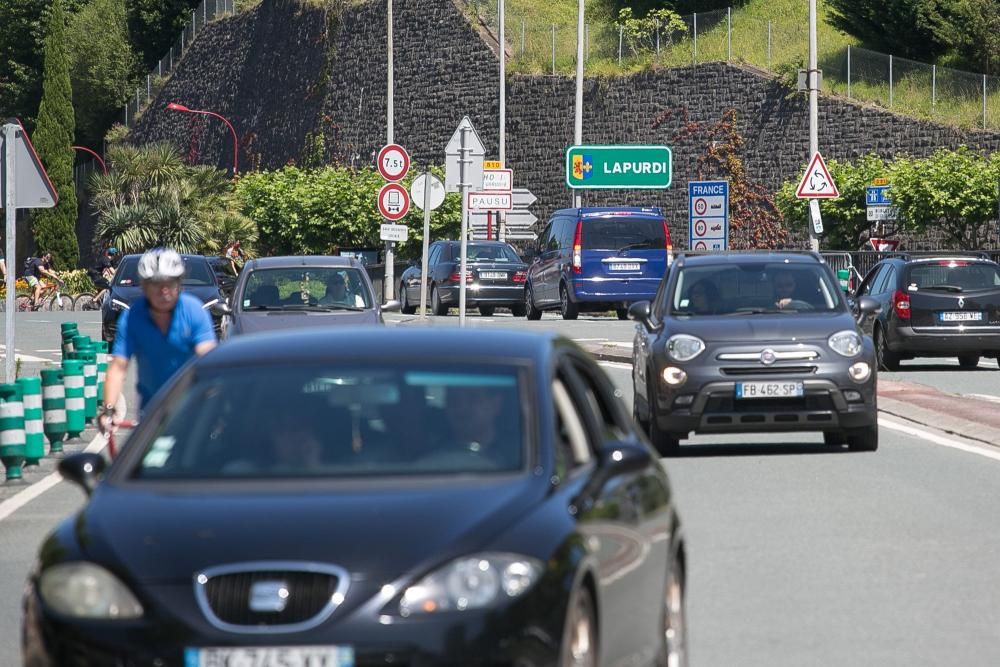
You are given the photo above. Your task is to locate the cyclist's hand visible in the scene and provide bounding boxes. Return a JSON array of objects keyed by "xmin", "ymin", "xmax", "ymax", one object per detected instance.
[{"xmin": 97, "ymin": 408, "xmax": 119, "ymax": 435}]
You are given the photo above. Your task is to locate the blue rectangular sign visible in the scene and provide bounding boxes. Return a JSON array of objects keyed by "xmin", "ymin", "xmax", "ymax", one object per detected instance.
[
  {"xmin": 688, "ymin": 180, "xmax": 729, "ymax": 251},
  {"xmin": 866, "ymin": 186, "xmax": 892, "ymax": 206}
]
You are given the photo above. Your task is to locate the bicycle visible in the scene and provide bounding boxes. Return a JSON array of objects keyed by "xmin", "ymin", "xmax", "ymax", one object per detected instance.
[
  {"xmin": 17, "ymin": 279, "xmax": 72, "ymax": 312},
  {"xmin": 74, "ymin": 291, "xmax": 105, "ymax": 311}
]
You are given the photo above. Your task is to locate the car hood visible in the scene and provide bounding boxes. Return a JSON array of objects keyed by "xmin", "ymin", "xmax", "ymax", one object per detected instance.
[
  {"xmin": 74, "ymin": 476, "xmax": 545, "ymax": 584},
  {"xmin": 233, "ymin": 309, "xmax": 380, "ymax": 334},
  {"xmin": 110, "ymin": 285, "xmax": 222, "ymax": 306},
  {"xmin": 670, "ymin": 311, "xmax": 858, "ymax": 343}
]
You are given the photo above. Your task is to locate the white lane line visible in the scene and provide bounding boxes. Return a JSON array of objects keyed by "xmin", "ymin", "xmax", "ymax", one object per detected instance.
[
  {"xmin": 598, "ymin": 361, "xmax": 633, "ymax": 370},
  {"xmin": 575, "ymin": 338, "xmax": 610, "ymax": 342},
  {"xmin": 0, "ymin": 433, "xmax": 107, "ymax": 522},
  {"xmin": 878, "ymin": 415, "xmax": 1000, "ymax": 463},
  {"xmin": 968, "ymin": 393, "xmax": 1000, "ymax": 403}
]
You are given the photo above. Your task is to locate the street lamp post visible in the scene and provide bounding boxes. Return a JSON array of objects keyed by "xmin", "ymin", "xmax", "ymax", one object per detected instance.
[
  {"xmin": 166, "ymin": 102, "xmax": 239, "ymax": 177},
  {"xmin": 71, "ymin": 146, "xmax": 107, "ymax": 174}
]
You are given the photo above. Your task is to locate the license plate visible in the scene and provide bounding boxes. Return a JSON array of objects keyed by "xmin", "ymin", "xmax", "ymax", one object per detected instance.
[
  {"xmin": 479, "ymin": 271, "xmax": 507, "ymax": 280},
  {"xmin": 184, "ymin": 645, "xmax": 354, "ymax": 667},
  {"xmin": 735, "ymin": 381, "xmax": 804, "ymax": 399},
  {"xmin": 608, "ymin": 263, "xmax": 641, "ymax": 271},
  {"xmin": 939, "ymin": 311, "xmax": 983, "ymax": 322}
]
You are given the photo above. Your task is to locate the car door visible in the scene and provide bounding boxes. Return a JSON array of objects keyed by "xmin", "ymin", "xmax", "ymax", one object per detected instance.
[
  {"xmin": 542, "ymin": 217, "xmax": 570, "ymax": 305},
  {"xmin": 872, "ymin": 264, "xmax": 898, "ymax": 333},
  {"xmin": 409, "ymin": 243, "xmax": 440, "ymax": 302},
  {"xmin": 530, "ymin": 221, "xmax": 555, "ymax": 305},
  {"xmin": 854, "ymin": 263, "xmax": 885, "ymax": 335},
  {"xmin": 633, "ymin": 271, "xmax": 670, "ymax": 419}
]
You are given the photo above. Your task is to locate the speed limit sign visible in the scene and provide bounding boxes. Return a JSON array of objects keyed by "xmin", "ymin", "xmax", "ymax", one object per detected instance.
[{"xmin": 377, "ymin": 144, "xmax": 410, "ymax": 182}]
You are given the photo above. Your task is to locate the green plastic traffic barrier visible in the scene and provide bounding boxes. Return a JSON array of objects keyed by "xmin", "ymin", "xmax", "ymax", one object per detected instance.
[
  {"xmin": 837, "ymin": 269, "xmax": 851, "ymax": 293},
  {"xmin": 61, "ymin": 359, "xmax": 86, "ymax": 440},
  {"xmin": 15, "ymin": 377, "xmax": 44, "ymax": 466},
  {"xmin": 0, "ymin": 384, "xmax": 26, "ymax": 481},
  {"xmin": 41, "ymin": 369, "xmax": 66, "ymax": 454},
  {"xmin": 73, "ymin": 350, "xmax": 98, "ymax": 423},
  {"xmin": 72, "ymin": 335, "xmax": 93, "ymax": 354},
  {"xmin": 61, "ymin": 323, "xmax": 79, "ymax": 357}
]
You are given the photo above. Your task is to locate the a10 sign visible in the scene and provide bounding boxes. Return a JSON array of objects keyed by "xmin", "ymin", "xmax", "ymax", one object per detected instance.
[{"xmin": 377, "ymin": 144, "xmax": 410, "ymax": 181}]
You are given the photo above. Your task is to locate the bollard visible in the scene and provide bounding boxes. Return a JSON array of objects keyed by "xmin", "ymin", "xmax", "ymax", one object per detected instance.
[
  {"xmin": 74, "ymin": 350, "xmax": 98, "ymax": 424},
  {"xmin": 62, "ymin": 359, "xmax": 86, "ymax": 440},
  {"xmin": 16, "ymin": 377, "xmax": 44, "ymax": 466},
  {"xmin": 61, "ymin": 323, "xmax": 79, "ymax": 357},
  {"xmin": 95, "ymin": 341, "xmax": 109, "ymax": 405},
  {"xmin": 0, "ymin": 384, "xmax": 26, "ymax": 481},
  {"xmin": 41, "ymin": 369, "xmax": 67, "ymax": 454}
]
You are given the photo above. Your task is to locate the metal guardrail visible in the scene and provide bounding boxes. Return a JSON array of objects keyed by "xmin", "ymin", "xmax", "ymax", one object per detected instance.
[{"xmin": 821, "ymin": 250, "xmax": 1000, "ymax": 283}]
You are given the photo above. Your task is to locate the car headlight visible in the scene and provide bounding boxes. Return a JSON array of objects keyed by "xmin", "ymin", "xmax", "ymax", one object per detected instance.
[
  {"xmin": 111, "ymin": 299, "xmax": 130, "ymax": 312},
  {"xmin": 828, "ymin": 330, "xmax": 863, "ymax": 357},
  {"xmin": 666, "ymin": 334, "xmax": 705, "ymax": 362},
  {"xmin": 38, "ymin": 562, "xmax": 143, "ymax": 619},
  {"xmin": 399, "ymin": 553, "xmax": 542, "ymax": 616}
]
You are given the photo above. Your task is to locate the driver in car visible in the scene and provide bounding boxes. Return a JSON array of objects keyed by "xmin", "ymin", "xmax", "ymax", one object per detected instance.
[
  {"xmin": 320, "ymin": 273, "xmax": 364, "ymax": 307},
  {"xmin": 773, "ymin": 271, "xmax": 798, "ymax": 310}
]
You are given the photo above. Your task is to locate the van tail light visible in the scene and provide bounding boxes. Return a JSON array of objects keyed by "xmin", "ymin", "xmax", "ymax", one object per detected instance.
[
  {"xmin": 662, "ymin": 221, "xmax": 674, "ymax": 266},
  {"xmin": 448, "ymin": 270, "xmax": 473, "ymax": 283},
  {"xmin": 512, "ymin": 270, "xmax": 527, "ymax": 283},
  {"xmin": 572, "ymin": 221, "xmax": 583, "ymax": 274},
  {"xmin": 892, "ymin": 290, "xmax": 911, "ymax": 319}
]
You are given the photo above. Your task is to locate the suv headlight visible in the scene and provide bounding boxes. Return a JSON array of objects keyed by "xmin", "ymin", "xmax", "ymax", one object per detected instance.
[
  {"xmin": 39, "ymin": 562, "xmax": 143, "ymax": 619},
  {"xmin": 399, "ymin": 553, "xmax": 542, "ymax": 616},
  {"xmin": 666, "ymin": 334, "xmax": 705, "ymax": 362},
  {"xmin": 828, "ymin": 330, "xmax": 863, "ymax": 357}
]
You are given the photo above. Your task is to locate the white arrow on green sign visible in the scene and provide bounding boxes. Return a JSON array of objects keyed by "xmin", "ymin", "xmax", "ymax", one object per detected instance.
[{"xmin": 565, "ymin": 144, "xmax": 672, "ymax": 189}]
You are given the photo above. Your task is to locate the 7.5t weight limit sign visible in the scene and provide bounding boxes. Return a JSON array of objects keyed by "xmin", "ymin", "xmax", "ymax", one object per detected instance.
[{"xmin": 377, "ymin": 144, "xmax": 410, "ymax": 182}]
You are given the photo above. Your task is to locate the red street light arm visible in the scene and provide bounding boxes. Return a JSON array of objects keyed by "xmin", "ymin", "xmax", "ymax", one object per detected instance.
[
  {"xmin": 166, "ymin": 102, "xmax": 239, "ymax": 176},
  {"xmin": 71, "ymin": 145, "xmax": 107, "ymax": 175}
]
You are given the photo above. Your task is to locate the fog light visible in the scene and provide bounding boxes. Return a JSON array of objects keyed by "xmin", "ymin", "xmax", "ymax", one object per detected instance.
[
  {"xmin": 844, "ymin": 390, "xmax": 863, "ymax": 402},
  {"xmin": 674, "ymin": 395, "xmax": 695, "ymax": 407},
  {"xmin": 848, "ymin": 362, "xmax": 871, "ymax": 382},
  {"xmin": 662, "ymin": 367, "xmax": 687, "ymax": 386}
]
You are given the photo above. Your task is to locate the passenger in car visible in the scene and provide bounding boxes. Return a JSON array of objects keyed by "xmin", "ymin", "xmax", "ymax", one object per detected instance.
[{"xmin": 441, "ymin": 386, "xmax": 520, "ymax": 468}]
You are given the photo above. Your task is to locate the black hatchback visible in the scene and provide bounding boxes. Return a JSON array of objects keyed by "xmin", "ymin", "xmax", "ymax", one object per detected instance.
[
  {"xmin": 855, "ymin": 254, "xmax": 1000, "ymax": 371},
  {"xmin": 630, "ymin": 252, "xmax": 881, "ymax": 454}
]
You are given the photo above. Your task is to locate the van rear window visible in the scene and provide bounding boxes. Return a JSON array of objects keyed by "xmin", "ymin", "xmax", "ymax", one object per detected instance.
[{"xmin": 581, "ymin": 217, "xmax": 666, "ymax": 250}]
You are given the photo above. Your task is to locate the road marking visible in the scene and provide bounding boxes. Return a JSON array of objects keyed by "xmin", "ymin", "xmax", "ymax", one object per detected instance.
[
  {"xmin": 968, "ymin": 393, "xmax": 1000, "ymax": 403},
  {"xmin": 878, "ymin": 415, "xmax": 1000, "ymax": 463},
  {"xmin": 0, "ymin": 433, "xmax": 107, "ymax": 522},
  {"xmin": 598, "ymin": 361, "xmax": 632, "ymax": 370},
  {"xmin": 0, "ymin": 345, "xmax": 54, "ymax": 363},
  {"xmin": 575, "ymin": 338, "xmax": 609, "ymax": 342}
]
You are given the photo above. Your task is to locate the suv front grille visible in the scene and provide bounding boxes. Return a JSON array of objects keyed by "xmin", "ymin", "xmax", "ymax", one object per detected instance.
[
  {"xmin": 720, "ymin": 365, "xmax": 817, "ymax": 376},
  {"xmin": 705, "ymin": 395, "xmax": 835, "ymax": 413}
]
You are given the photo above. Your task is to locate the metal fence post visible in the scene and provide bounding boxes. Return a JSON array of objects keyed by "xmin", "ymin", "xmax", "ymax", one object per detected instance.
[
  {"xmin": 521, "ymin": 19, "xmax": 524, "ymax": 58},
  {"xmin": 693, "ymin": 12, "xmax": 697, "ymax": 64},
  {"xmin": 985, "ymin": 74, "xmax": 988, "ymax": 130},
  {"xmin": 146, "ymin": 75, "xmax": 151, "ymax": 102},
  {"xmin": 586, "ymin": 23, "xmax": 590, "ymax": 63},
  {"xmin": 158, "ymin": 59, "xmax": 162, "ymax": 78},
  {"xmin": 170, "ymin": 47, "xmax": 174, "ymax": 71},
  {"xmin": 932, "ymin": 64, "xmax": 936, "ymax": 112},
  {"xmin": 889, "ymin": 55, "xmax": 893, "ymax": 108},
  {"xmin": 767, "ymin": 20, "xmax": 771, "ymax": 70},
  {"xmin": 618, "ymin": 23, "xmax": 623, "ymax": 65},
  {"xmin": 847, "ymin": 45, "xmax": 851, "ymax": 98},
  {"xmin": 727, "ymin": 6, "xmax": 731, "ymax": 63},
  {"xmin": 181, "ymin": 32, "xmax": 185, "ymax": 52},
  {"xmin": 551, "ymin": 24, "xmax": 555, "ymax": 75},
  {"xmin": 192, "ymin": 11, "xmax": 196, "ymax": 39},
  {"xmin": 204, "ymin": 0, "xmax": 207, "ymax": 23}
]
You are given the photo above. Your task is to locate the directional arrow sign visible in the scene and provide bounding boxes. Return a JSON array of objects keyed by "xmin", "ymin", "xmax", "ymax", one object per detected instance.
[
  {"xmin": 512, "ymin": 188, "xmax": 537, "ymax": 209},
  {"xmin": 470, "ymin": 210, "xmax": 538, "ymax": 228}
]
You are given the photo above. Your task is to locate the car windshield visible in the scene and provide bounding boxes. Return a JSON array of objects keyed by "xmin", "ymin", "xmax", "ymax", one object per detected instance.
[
  {"xmin": 668, "ymin": 262, "xmax": 842, "ymax": 315},
  {"xmin": 581, "ymin": 217, "xmax": 665, "ymax": 250},
  {"xmin": 240, "ymin": 267, "xmax": 373, "ymax": 310},
  {"xmin": 114, "ymin": 257, "xmax": 217, "ymax": 287},
  {"xmin": 466, "ymin": 243, "xmax": 522, "ymax": 262},
  {"xmin": 129, "ymin": 364, "xmax": 526, "ymax": 480},
  {"xmin": 906, "ymin": 261, "xmax": 1000, "ymax": 292}
]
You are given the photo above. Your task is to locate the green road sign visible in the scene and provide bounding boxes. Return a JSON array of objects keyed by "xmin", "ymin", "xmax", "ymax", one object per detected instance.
[{"xmin": 565, "ymin": 145, "xmax": 672, "ymax": 189}]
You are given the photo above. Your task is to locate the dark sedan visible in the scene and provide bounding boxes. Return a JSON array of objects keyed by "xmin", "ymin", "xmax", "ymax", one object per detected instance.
[
  {"xmin": 223, "ymin": 256, "xmax": 396, "ymax": 337},
  {"xmin": 23, "ymin": 328, "xmax": 687, "ymax": 667},
  {"xmin": 101, "ymin": 254, "xmax": 226, "ymax": 344},
  {"xmin": 397, "ymin": 240, "xmax": 528, "ymax": 316}
]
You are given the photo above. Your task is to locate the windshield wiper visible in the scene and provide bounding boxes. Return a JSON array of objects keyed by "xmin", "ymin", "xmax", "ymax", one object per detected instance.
[
  {"xmin": 721, "ymin": 308, "xmax": 787, "ymax": 316},
  {"xmin": 617, "ymin": 242, "xmax": 655, "ymax": 252},
  {"xmin": 923, "ymin": 285, "xmax": 963, "ymax": 293},
  {"xmin": 243, "ymin": 305, "xmax": 277, "ymax": 311}
]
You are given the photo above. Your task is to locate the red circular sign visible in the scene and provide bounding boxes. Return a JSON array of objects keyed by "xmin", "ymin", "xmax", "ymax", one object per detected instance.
[
  {"xmin": 378, "ymin": 182, "xmax": 410, "ymax": 221},
  {"xmin": 694, "ymin": 198, "xmax": 707, "ymax": 215},
  {"xmin": 694, "ymin": 220, "xmax": 707, "ymax": 236},
  {"xmin": 377, "ymin": 144, "xmax": 410, "ymax": 181}
]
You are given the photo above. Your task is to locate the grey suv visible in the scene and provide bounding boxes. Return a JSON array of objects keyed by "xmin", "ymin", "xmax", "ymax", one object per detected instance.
[{"xmin": 630, "ymin": 252, "xmax": 881, "ymax": 455}]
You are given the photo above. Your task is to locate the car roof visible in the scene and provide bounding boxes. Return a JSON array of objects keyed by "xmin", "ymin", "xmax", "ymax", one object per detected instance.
[
  {"xmin": 242, "ymin": 255, "xmax": 364, "ymax": 270},
  {"xmin": 438, "ymin": 240, "xmax": 510, "ymax": 246},
  {"xmin": 552, "ymin": 206, "xmax": 664, "ymax": 218},
  {"xmin": 199, "ymin": 327, "xmax": 561, "ymax": 369},
  {"xmin": 889, "ymin": 255, "xmax": 998, "ymax": 265},
  {"xmin": 119, "ymin": 253, "xmax": 210, "ymax": 264},
  {"xmin": 677, "ymin": 252, "xmax": 824, "ymax": 267}
]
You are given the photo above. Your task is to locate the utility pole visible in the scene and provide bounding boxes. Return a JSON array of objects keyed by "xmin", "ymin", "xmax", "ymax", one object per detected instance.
[
  {"xmin": 573, "ymin": 0, "xmax": 584, "ymax": 209},
  {"xmin": 808, "ymin": 0, "xmax": 819, "ymax": 252},
  {"xmin": 498, "ymin": 0, "xmax": 507, "ymax": 241},
  {"xmin": 384, "ymin": 0, "xmax": 395, "ymax": 301}
]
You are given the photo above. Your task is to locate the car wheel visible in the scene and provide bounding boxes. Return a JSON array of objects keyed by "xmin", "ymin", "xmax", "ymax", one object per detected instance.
[
  {"xmin": 874, "ymin": 327, "xmax": 900, "ymax": 372},
  {"xmin": 561, "ymin": 585, "xmax": 597, "ymax": 667},
  {"xmin": 847, "ymin": 425, "xmax": 878, "ymax": 452},
  {"xmin": 633, "ymin": 395, "xmax": 650, "ymax": 433},
  {"xmin": 958, "ymin": 353, "xmax": 980, "ymax": 370},
  {"xmin": 616, "ymin": 307, "xmax": 629, "ymax": 320},
  {"xmin": 525, "ymin": 286, "xmax": 542, "ymax": 320},
  {"xmin": 399, "ymin": 284, "xmax": 416, "ymax": 315},
  {"xmin": 657, "ymin": 548, "xmax": 688, "ymax": 667},
  {"xmin": 647, "ymin": 374, "xmax": 680, "ymax": 456},
  {"xmin": 823, "ymin": 431, "xmax": 846, "ymax": 446},
  {"xmin": 509, "ymin": 303, "xmax": 527, "ymax": 317},
  {"xmin": 431, "ymin": 285, "xmax": 448, "ymax": 316},
  {"xmin": 479, "ymin": 305, "xmax": 495, "ymax": 317},
  {"xmin": 560, "ymin": 284, "xmax": 579, "ymax": 321}
]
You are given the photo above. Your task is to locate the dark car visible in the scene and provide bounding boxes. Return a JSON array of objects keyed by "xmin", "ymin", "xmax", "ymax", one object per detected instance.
[
  {"xmin": 525, "ymin": 207, "xmax": 673, "ymax": 321},
  {"xmin": 854, "ymin": 253, "xmax": 1000, "ymax": 371},
  {"xmin": 398, "ymin": 240, "xmax": 528, "ymax": 316},
  {"xmin": 206, "ymin": 256, "xmax": 239, "ymax": 300},
  {"xmin": 222, "ymin": 256, "xmax": 394, "ymax": 338},
  {"xmin": 101, "ymin": 254, "xmax": 226, "ymax": 343},
  {"xmin": 630, "ymin": 252, "xmax": 881, "ymax": 455},
  {"xmin": 23, "ymin": 328, "xmax": 687, "ymax": 667}
]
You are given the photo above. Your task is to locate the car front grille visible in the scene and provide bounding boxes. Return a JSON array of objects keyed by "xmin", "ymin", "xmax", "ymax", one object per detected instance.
[
  {"xmin": 720, "ymin": 365, "xmax": 818, "ymax": 376},
  {"xmin": 704, "ymin": 394, "xmax": 835, "ymax": 413}
]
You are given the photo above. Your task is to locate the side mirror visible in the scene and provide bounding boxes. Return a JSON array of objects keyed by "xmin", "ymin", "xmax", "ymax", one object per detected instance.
[
  {"xmin": 211, "ymin": 301, "xmax": 232, "ymax": 317},
  {"xmin": 58, "ymin": 453, "xmax": 107, "ymax": 496},
  {"xmin": 857, "ymin": 295, "xmax": 881, "ymax": 316},
  {"xmin": 628, "ymin": 300, "xmax": 654, "ymax": 330},
  {"xmin": 382, "ymin": 299, "xmax": 401, "ymax": 313},
  {"xmin": 572, "ymin": 440, "xmax": 652, "ymax": 511}
]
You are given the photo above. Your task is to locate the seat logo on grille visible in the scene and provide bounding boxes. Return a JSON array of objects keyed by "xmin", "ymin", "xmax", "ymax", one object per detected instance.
[
  {"xmin": 760, "ymin": 349, "xmax": 777, "ymax": 365},
  {"xmin": 249, "ymin": 581, "xmax": 290, "ymax": 613}
]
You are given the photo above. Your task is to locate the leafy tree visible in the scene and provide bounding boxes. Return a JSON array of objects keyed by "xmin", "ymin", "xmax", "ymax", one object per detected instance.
[
  {"xmin": 615, "ymin": 7, "xmax": 687, "ymax": 57},
  {"xmin": 775, "ymin": 154, "xmax": 890, "ymax": 250},
  {"xmin": 599, "ymin": 0, "xmax": 748, "ymax": 17},
  {"xmin": 66, "ymin": 0, "xmax": 138, "ymax": 149},
  {"xmin": 935, "ymin": 0, "xmax": 1000, "ymax": 74},
  {"xmin": 235, "ymin": 166, "xmax": 462, "ymax": 259},
  {"xmin": 127, "ymin": 0, "xmax": 201, "ymax": 70},
  {"xmin": 31, "ymin": 0, "xmax": 80, "ymax": 269},
  {"xmin": 826, "ymin": 0, "xmax": 951, "ymax": 61}
]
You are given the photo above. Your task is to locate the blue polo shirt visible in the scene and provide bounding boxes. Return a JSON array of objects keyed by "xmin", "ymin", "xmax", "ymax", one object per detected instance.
[{"xmin": 111, "ymin": 292, "xmax": 216, "ymax": 408}]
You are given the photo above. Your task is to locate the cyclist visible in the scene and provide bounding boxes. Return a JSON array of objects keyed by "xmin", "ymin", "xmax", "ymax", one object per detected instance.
[
  {"xmin": 87, "ymin": 247, "xmax": 118, "ymax": 308},
  {"xmin": 23, "ymin": 252, "xmax": 63, "ymax": 310},
  {"xmin": 98, "ymin": 248, "xmax": 217, "ymax": 432}
]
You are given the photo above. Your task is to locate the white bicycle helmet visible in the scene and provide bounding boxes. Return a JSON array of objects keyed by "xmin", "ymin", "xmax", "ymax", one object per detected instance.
[{"xmin": 137, "ymin": 248, "xmax": 185, "ymax": 281}]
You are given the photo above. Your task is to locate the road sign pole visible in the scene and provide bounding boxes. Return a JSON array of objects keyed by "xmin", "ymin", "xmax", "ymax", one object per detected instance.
[
  {"xmin": 498, "ymin": 0, "xmax": 507, "ymax": 242},
  {"xmin": 808, "ymin": 0, "xmax": 819, "ymax": 252},
  {"xmin": 459, "ymin": 125, "xmax": 470, "ymax": 327},
  {"xmin": 5, "ymin": 123, "xmax": 17, "ymax": 383},
  {"xmin": 384, "ymin": 0, "xmax": 395, "ymax": 302},
  {"xmin": 419, "ymin": 169, "xmax": 432, "ymax": 320},
  {"xmin": 573, "ymin": 0, "xmax": 584, "ymax": 209}
]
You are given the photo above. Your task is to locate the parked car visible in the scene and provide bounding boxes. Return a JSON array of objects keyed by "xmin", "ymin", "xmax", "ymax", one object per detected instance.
[
  {"xmin": 222, "ymin": 256, "xmax": 395, "ymax": 337},
  {"xmin": 397, "ymin": 240, "xmax": 528, "ymax": 316},
  {"xmin": 630, "ymin": 251, "xmax": 881, "ymax": 454},
  {"xmin": 525, "ymin": 206, "xmax": 673, "ymax": 321},
  {"xmin": 854, "ymin": 253, "xmax": 1000, "ymax": 371},
  {"xmin": 24, "ymin": 328, "xmax": 687, "ymax": 667},
  {"xmin": 206, "ymin": 255, "xmax": 239, "ymax": 300},
  {"xmin": 101, "ymin": 254, "xmax": 226, "ymax": 344}
]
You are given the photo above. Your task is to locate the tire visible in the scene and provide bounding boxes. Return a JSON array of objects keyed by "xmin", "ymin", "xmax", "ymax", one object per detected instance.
[
  {"xmin": 509, "ymin": 303, "xmax": 527, "ymax": 317},
  {"xmin": 958, "ymin": 353, "xmax": 980, "ymax": 370},
  {"xmin": 15, "ymin": 296, "xmax": 31, "ymax": 312},
  {"xmin": 647, "ymin": 374, "xmax": 680, "ymax": 456},
  {"xmin": 616, "ymin": 307, "xmax": 629, "ymax": 320},
  {"xmin": 657, "ymin": 548, "xmax": 688, "ymax": 667},
  {"xmin": 398, "ymin": 284, "xmax": 416, "ymax": 315},
  {"xmin": 874, "ymin": 327, "xmax": 900, "ymax": 372},
  {"xmin": 561, "ymin": 585, "xmax": 597, "ymax": 667},
  {"xmin": 48, "ymin": 294, "xmax": 73, "ymax": 312},
  {"xmin": 74, "ymin": 293, "xmax": 98, "ymax": 311},
  {"xmin": 525, "ymin": 286, "xmax": 542, "ymax": 320},
  {"xmin": 560, "ymin": 284, "xmax": 579, "ymax": 321},
  {"xmin": 847, "ymin": 425, "xmax": 879, "ymax": 452},
  {"xmin": 823, "ymin": 431, "xmax": 846, "ymax": 446},
  {"xmin": 478, "ymin": 305, "xmax": 495, "ymax": 317},
  {"xmin": 632, "ymin": 393, "xmax": 650, "ymax": 433},
  {"xmin": 430, "ymin": 285, "xmax": 449, "ymax": 316}
]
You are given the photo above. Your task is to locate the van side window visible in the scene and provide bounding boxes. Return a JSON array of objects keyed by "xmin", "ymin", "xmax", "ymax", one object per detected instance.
[
  {"xmin": 428, "ymin": 244, "xmax": 442, "ymax": 265},
  {"xmin": 558, "ymin": 217, "xmax": 577, "ymax": 250},
  {"xmin": 545, "ymin": 221, "xmax": 560, "ymax": 252}
]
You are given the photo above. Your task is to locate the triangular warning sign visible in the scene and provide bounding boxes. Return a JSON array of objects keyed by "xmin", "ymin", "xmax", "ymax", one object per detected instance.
[
  {"xmin": 795, "ymin": 152, "xmax": 839, "ymax": 199},
  {"xmin": 0, "ymin": 117, "xmax": 59, "ymax": 210}
]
